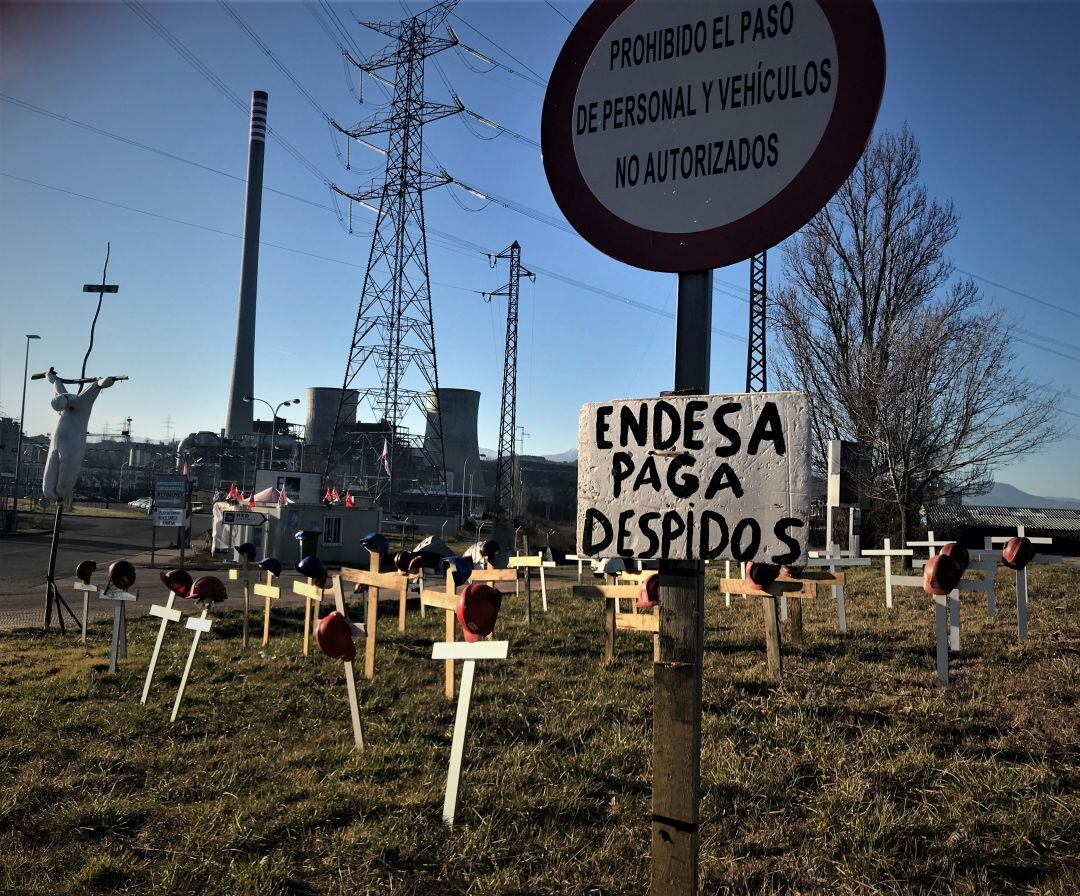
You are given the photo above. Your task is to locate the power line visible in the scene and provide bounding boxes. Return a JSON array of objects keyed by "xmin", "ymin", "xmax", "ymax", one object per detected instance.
[
  {"xmin": 957, "ymin": 268, "xmax": 1079, "ymax": 321},
  {"xmin": 543, "ymin": 1, "xmax": 575, "ymax": 27},
  {"xmin": 449, "ymin": 12, "xmax": 549, "ymax": 86}
]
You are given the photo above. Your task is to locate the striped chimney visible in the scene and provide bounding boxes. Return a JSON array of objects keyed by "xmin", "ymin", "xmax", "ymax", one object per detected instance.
[{"xmin": 225, "ymin": 90, "xmax": 268, "ymax": 437}]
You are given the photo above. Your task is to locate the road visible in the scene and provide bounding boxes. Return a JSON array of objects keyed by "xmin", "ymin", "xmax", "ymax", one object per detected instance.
[{"xmin": 0, "ymin": 512, "xmax": 211, "ymax": 628}]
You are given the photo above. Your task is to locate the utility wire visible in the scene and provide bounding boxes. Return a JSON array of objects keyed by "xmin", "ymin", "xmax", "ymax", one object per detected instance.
[
  {"xmin": 543, "ymin": 1, "xmax": 575, "ymax": 27},
  {"xmin": 450, "ymin": 12, "xmax": 549, "ymax": 86},
  {"xmin": 957, "ymin": 268, "xmax": 1079, "ymax": 321}
]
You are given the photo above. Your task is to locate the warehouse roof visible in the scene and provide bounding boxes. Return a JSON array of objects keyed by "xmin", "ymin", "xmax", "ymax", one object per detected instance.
[{"xmin": 927, "ymin": 504, "xmax": 1080, "ymax": 533}]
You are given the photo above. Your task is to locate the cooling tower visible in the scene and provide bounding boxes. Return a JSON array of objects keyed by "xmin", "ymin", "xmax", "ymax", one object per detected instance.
[
  {"xmin": 225, "ymin": 90, "xmax": 268, "ymax": 438},
  {"xmin": 424, "ymin": 388, "xmax": 482, "ymax": 494},
  {"xmin": 306, "ymin": 387, "xmax": 358, "ymax": 445}
]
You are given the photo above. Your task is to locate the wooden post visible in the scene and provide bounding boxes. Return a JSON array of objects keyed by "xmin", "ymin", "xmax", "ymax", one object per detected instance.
[
  {"xmin": 934, "ymin": 593, "xmax": 949, "ymax": 686},
  {"xmin": 603, "ymin": 592, "xmax": 617, "ymax": 663},
  {"xmin": 75, "ymin": 581, "xmax": 97, "ymax": 642},
  {"xmin": 228, "ymin": 559, "xmax": 260, "ymax": 648},
  {"xmin": 783, "ymin": 595, "xmax": 804, "ymax": 647},
  {"xmin": 1016, "ymin": 566, "xmax": 1028, "ymax": 641},
  {"xmin": 171, "ymin": 609, "xmax": 212, "ymax": 722},
  {"xmin": 329, "ymin": 577, "xmax": 364, "ymax": 750},
  {"xmin": 761, "ymin": 595, "xmax": 782, "ymax": 680},
  {"xmin": 525, "ymin": 567, "xmax": 533, "ymax": 625},
  {"xmin": 949, "ymin": 590, "xmax": 961, "ymax": 653},
  {"xmin": 256, "ymin": 573, "xmax": 281, "ymax": 647},
  {"xmin": 293, "ymin": 578, "xmax": 325, "ymax": 658},
  {"xmin": 431, "ymin": 639, "xmax": 510, "ymax": 826},
  {"xmin": 100, "ymin": 586, "xmax": 137, "ymax": 673},
  {"xmin": 366, "ymin": 549, "xmax": 381, "ymax": 679},
  {"xmin": 141, "ymin": 593, "xmax": 182, "ymax": 704}
]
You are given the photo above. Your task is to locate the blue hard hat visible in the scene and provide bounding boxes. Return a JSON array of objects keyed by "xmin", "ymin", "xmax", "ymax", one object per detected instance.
[
  {"xmin": 235, "ymin": 542, "xmax": 257, "ymax": 562},
  {"xmin": 440, "ymin": 555, "xmax": 474, "ymax": 588},
  {"xmin": 360, "ymin": 532, "xmax": 389, "ymax": 556},
  {"xmin": 258, "ymin": 556, "xmax": 283, "ymax": 578},
  {"xmin": 296, "ymin": 555, "xmax": 328, "ymax": 587}
]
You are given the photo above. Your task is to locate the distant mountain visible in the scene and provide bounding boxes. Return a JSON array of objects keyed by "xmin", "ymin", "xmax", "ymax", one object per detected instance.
[
  {"xmin": 964, "ymin": 482, "xmax": 1080, "ymax": 510},
  {"xmin": 543, "ymin": 448, "xmax": 579, "ymax": 463}
]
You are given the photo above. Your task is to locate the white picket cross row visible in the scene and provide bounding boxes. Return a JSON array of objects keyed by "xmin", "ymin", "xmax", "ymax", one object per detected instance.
[
  {"xmin": 983, "ymin": 535, "xmax": 1063, "ymax": 641},
  {"xmin": 329, "ymin": 576, "xmax": 366, "ymax": 750},
  {"xmin": 913, "ymin": 557, "xmax": 996, "ymax": 650},
  {"xmin": 509, "ymin": 554, "xmax": 549, "ymax": 612},
  {"xmin": 141, "ymin": 593, "xmax": 183, "ymax": 704},
  {"xmin": 100, "ymin": 586, "xmax": 137, "ymax": 673},
  {"xmin": 906, "ymin": 531, "xmax": 953, "ymax": 557},
  {"xmin": 171, "ymin": 609, "xmax": 213, "ymax": 722},
  {"xmin": 566, "ymin": 554, "xmax": 587, "ymax": 586},
  {"xmin": 803, "ymin": 545, "xmax": 870, "ymax": 635},
  {"xmin": 74, "ymin": 581, "xmax": 98, "ymax": 641},
  {"xmin": 861, "ymin": 538, "xmax": 915, "ymax": 608},
  {"xmin": 431, "ymin": 639, "xmax": 510, "ymax": 827}
]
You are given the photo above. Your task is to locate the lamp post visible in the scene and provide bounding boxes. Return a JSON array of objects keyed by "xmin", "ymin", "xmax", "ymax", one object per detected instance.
[
  {"xmin": 117, "ymin": 461, "xmax": 130, "ymax": 503},
  {"xmin": 11, "ymin": 334, "xmax": 41, "ymax": 533},
  {"xmin": 460, "ymin": 454, "xmax": 486, "ymax": 527},
  {"xmin": 243, "ymin": 396, "xmax": 299, "ymax": 475}
]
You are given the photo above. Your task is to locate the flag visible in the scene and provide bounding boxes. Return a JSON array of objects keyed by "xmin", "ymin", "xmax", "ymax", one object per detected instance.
[
  {"xmin": 277, "ymin": 485, "xmax": 287, "ymax": 505},
  {"xmin": 379, "ymin": 439, "xmax": 392, "ymax": 476},
  {"xmin": 228, "ymin": 484, "xmax": 239, "ymax": 500},
  {"xmin": 345, "ymin": 492, "xmax": 355, "ymax": 508},
  {"xmin": 324, "ymin": 488, "xmax": 333, "ymax": 503},
  {"xmin": 331, "ymin": 487, "xmax": 340, "ymax": 504},
  {"xmin": 248, "ymin": 493, "xmax": 255, "ymax": 510},
  {"xmin": 182, "ymin": 460, "xmax": 189, "ymax": 476}
]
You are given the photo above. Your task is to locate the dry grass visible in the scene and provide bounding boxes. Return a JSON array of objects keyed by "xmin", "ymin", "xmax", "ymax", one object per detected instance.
[{"xmin": 1, "ymin": 564, "xmax": 1078, "ymax": 895}]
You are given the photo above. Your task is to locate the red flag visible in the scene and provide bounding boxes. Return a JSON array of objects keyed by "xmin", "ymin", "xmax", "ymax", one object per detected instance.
[
  {"xmin": 379, "ymin": 439, "xmax": 391, "ymax": 476},
  {"xmin": 324, "ymin": 488, "xmax": 333, "ymax": 503},
  {"xmin": 345, "ymin": 492, "xmax": 355, "ymax": 508},
  {"xmin": 228, "ymin": 484, "xmax": 239, "ymax": 500},
  {"xmin": 277, "ymin": 485, "xmax": 287, "ymax": 505},
  {"xmin": 248, "ymin": 493, "xmax": 256, "ymax": 510},
  {"xmin": 331, "ymin": 487, "xmax": 340, "ymax": 503},
  {"xmin": 182, "ymin": 460, "xmax": 189, "ymax": 476}
]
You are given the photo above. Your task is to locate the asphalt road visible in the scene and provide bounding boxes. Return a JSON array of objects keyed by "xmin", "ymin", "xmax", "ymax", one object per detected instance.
[{"xmin": 0, "ymin": 512, "xmax": 212, "ymax": 627}]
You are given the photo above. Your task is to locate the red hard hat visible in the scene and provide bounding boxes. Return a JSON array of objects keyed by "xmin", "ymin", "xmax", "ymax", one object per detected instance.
[
  {"xmin": 939, "ymin": 543, "xmax": 969, "ymax": 576},
  {"xmin": 635, "ymin": 573, "xmax": 659, "ymax": 610},
  {"xmin": 408, "ymin": 553, "xmax": 426, "ymax": 574},
  {"xmin": 159, "ymin": 568, "xmax": 194, "ymax": 598},
  {"xmin": 923, "ymin": 554, "xmax": 961, "ymax": 595},
  {"xmin": 393, "ymin": 551, "xmax": 415, "ymax": 573},
  {"xmin": 75, "ymin": 560, "xmax": 97, "ymax": 584},
  {"xmin": 190, "ymin": 576, "xmax": 228, "ymax": 605},
  {"xmin": 456, "ymin": 583, "xmax": 502, "ymax": 642},
  {"xmin": 316, "ymin": 611, "xmax": 356, "ymax": 662},
  {"xmin": 746, "ymin": 562, "xmax": 781, "ymax": 589},
  {"xmin": 1002, "ymin": 536, "xmax": 1036, "ymax": 570},
  {"xmin": 108, "ymin": 560, "xmax": 137, "ymax": 591}
]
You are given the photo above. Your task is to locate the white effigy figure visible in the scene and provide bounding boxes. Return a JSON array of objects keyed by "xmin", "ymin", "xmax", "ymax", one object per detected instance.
[{"xmin": 42, "ymin": 369, "xmax": 116, "ymax": 507}]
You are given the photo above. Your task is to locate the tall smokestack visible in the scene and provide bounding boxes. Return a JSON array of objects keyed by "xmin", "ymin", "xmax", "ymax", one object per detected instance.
[{"xmin": 225, "ymin": 90, "xmax": 268, "ymax": 437}]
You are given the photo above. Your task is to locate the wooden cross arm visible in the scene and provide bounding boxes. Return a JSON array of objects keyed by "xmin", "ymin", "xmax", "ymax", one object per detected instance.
[
  {"xmin": 787, "ymin": 570, "xmax": 845, "ymax": 585},
  {"xmin": 421, "ymin": 589, "xmax": 458, "ymax": 612},
  {"xmin": 508, "ymin": 556, "xmax": 543, "ymax": 568},
  {"xmin": 149, "ymin": 603, "xmax": 183, "ymax": 622},
  {"xmin": 292, "ymin": 581, "xmax": 325, "ymax": 600},
  {"xmin": 186, "ymin": 616, "xmax": 213, "ymax": 633},
  {"xmin": 617, "ymin": 612, "xmax": 659, "ymax": 634},
  {"xmin": 101, "ymin": 589, "xmax": 138, "ymax": 602},
  {"xmin": 432, "ymin": 640, "xmax": 509, "ymax": 660},
  {"xmin": 619, "ymin": 571, "xmax": 653, "ymax": 584},
  {"xmin": 74, "ymin": 582, "xmax": 98, "ymax": 592},
  {"xmin": 861, "ymin": 548, "xmax": 914, "ymax": 557},
  {"xmin": 572, "ymin": 585, "xmax": 640, "ymax": 599},
  {"xmin": 253, "ymin": 583, "xmax": 281, "ymax": 599},
  {"xmin": 228, "ymin": 569, "xmax": 261, "ymax": 583},
  {"xmin": 340, "ymin": 567, "xmax": 408, "ymax": 590},
  {"xmin": 471, "ymin": 568, "xmax": 518, "ymax": 583},
  {"xmin": 716, "ymin": 577, "xmax": 817, "ymax": 598}
]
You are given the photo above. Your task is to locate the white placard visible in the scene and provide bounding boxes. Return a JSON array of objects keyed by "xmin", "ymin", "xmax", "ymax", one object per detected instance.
[
  {"xmin": 154, "ymin": 507, "xmax": 188, "ymax": 528},
  {"xmin": 576, "ymin": 392, "xmax": 810, "ymax": 562}
]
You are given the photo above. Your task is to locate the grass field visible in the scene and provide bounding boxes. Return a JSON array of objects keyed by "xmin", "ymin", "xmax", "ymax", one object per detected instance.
[{"xmin": 1, "ymin": 563, "xmax": 1078, "ymax": 895}]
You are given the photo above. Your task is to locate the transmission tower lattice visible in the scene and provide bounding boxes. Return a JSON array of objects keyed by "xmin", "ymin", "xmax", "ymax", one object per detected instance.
[
  {"xmin": 323, "ymin": 0, "xmax": 462, "ymax": 511},
  {"xmin": 746, "ymin": 250, "xmax": 768, "ymax": 392},
  {"xmin": 483, "ymin": 241, "xmax": 534, "ymax": 521}
]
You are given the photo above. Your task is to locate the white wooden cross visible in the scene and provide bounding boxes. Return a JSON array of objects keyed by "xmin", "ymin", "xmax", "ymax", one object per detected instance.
[
  {"xmin": 565, "ymin": 554, "xmax": 587, "ymax": 586},
  {"xmin": 328, "ymin": 576, "xmax": 366, "ymax": 750},
  {"xmin": 905, "ymin": 530, "xmax": 954, "ymax": 557},
  {"xmin": 228, "ymin": 559, "xmax": 262, "ymax": 648},
  {"xmin": 293, "ymin": 578, "xmax": 326, "ymax": 658},
  {"xmin": 100, "ymin": 585, "xmax": 137, "ymax": 673},
  {"xmin": 256, "ymin": 572, "xmax": 282, "ymax": 647},
  {"xmin": 421, "ymin": 570, "xmax": 461, "ymax": 700},
  {"xmin": 983, "ymin": 532, "xmax": 1063, "ymax": 641},
  {"xmin": 509, "ymin": 553, "xmax": 547, "ymax": 622},
  {"xmin": 170, "ymin": 609, "xmax": 213, "ymax": 722},
  {"xmin": 914, "ymin": 557, "xmax": 996, "ymax": 652},
  {"xmin": 431, "ymin": 639, "xmax": 510, "ymax": 827},
  {"xmin": 860, "ymin": 538, "xmax": 914, "ymax": 608},
  {"xmin": 141, "ymin": 593, "xmax": 183, "ymax": 704},
  {"xmin": 802, "ymin": 544, "xmax": 871, "ymax": 634},
  {"xmin": 74, "ymin": 579, "xmax": 98, "ymax": 642}
]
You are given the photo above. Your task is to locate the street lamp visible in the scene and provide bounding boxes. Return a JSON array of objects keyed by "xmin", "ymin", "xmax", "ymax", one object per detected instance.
[
  {"xmin": 461, "ymin": 453, "xmax": 487, "ymax": 527},
  {"xmin": 11, "ymin": 334, "xmax": 41, "ymax": 533},
  {"xmin": 243, "ymin": 396, "xmax": 300, "ymax": 473},
  {"xmin": 117, "ymin": 461, "xmax": 130, "ymax": 503}
]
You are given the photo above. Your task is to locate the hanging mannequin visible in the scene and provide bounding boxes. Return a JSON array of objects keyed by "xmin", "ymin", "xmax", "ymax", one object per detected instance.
[{"xmin": 41, "ymin": 368, "xmax": 117, "ymax": 508}]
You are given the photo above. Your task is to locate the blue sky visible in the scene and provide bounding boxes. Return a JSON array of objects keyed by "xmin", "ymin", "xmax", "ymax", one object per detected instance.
[{"xmin": 1, "ymin": 1, "xmax": 1077, "ymax": 498}]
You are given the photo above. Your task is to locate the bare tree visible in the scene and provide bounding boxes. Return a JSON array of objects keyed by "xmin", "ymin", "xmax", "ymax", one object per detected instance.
[{"xmin": 772, "ymin": 127, "xmax": 1060, "ymax": 546}]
